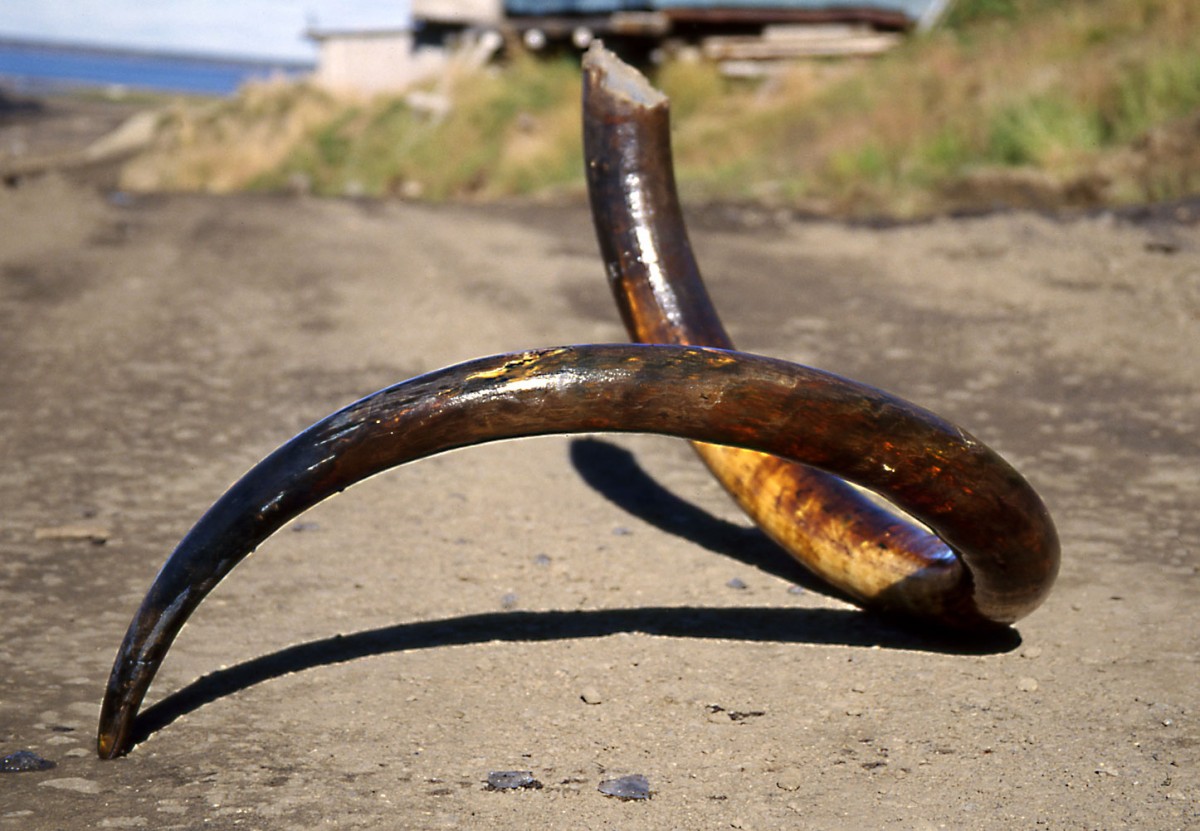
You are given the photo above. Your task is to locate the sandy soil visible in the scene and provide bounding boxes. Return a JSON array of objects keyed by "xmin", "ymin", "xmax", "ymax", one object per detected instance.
[{"xmin": 1, "ymin": 103, "xmax": 1198, "ymax": 830}]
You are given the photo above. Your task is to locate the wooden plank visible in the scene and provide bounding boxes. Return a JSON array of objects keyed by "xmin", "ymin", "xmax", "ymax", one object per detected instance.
[{"xmin": 702, "ymin": 27, "xmax": 900, "ymax": 59}]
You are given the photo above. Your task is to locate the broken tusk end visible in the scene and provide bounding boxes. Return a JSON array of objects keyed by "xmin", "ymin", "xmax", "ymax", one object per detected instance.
[{"xmin": 583, "ymin": 41, "xmax": 667, "ymax": 109}]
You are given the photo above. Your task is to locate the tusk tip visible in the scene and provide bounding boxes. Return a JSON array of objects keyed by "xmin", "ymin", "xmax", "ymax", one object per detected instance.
[
  {"xmin": 97, "ymin": 732, "xmax": 120, "ymax": 760},
  {"xmin": 97, "ymin": 695, "xmax": 135, "ymax": 759}
]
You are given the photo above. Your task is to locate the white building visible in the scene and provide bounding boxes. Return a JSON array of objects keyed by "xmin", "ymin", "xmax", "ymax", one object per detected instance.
[{"xmin": 308, "ymin": 0, "xmax": 502, "ymax": 95}]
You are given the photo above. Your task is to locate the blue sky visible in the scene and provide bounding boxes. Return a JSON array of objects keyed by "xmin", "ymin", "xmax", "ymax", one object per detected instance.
[{"xmin": 0, "ymin": 1, "xmax": 412, "ymax": 60}]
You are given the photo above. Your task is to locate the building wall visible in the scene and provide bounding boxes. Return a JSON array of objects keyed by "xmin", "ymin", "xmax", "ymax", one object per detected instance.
[
  {"xmin": 413, "ymin": 0, "xmax": 504, "ymax": 23},
  {"xmin": 312, "ymin": 32, "xmax": 448, "ymax": 95}
]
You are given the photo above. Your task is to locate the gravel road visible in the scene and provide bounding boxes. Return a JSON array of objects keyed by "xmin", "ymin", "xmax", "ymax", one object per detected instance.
[{"xmin": 1, "ymin": 145, "xmax": 1197, "ymax": 828}]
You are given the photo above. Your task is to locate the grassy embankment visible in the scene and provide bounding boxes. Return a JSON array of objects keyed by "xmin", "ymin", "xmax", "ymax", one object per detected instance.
[{"xmin": 122, "ymin": 0, "xmax": 1200, "ymax": 217}]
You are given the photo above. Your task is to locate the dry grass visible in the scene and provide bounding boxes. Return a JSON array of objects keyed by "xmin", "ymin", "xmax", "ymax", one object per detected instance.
[
  {"xmin": 670, "ymin": 0, "xmax": 1200, "ymax": 214},
  {"xmin": 119, "ymin": 80, "xmax": 344, "ymax": 193},
  {"xmin": 248, "ymin": 55, "xmax": 582, "ymax": 200},
  {"xmin": 121, "ymin": 0, "xmax": 1200, "ymax": 216}
]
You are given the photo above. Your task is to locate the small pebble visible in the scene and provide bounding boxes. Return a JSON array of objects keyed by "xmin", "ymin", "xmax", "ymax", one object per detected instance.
[
  {"xmin": 1, "ymin": 750, "xmax": 55, "ymax": 772},
  {"xmin": 34, "ymin": 524, "xmax": 109, "ymax": 544},
  {"xmin": 776, "ymin": 767, "xmax": 805, "ymax": 791},
  {"xmin": 598, "ymin": 773, "xmax": 652, "ymax": 800},
  {"xmin": 726, "ymin": 577, "xmax": 748, "ymax": 590},
  {"xmin": 706, "ymin": 704, "xmax": 763, "ymax": 722},
  {"xmin": 486, "ymin": 770, "xmax": 542, "ymax": 790},
  {"xmin": 612, "ymin": 526, "xmax": 633, "ymax": 536},
  {"xmin": 1020, "ymin": 646, "xmax": 1043, "ymax": 659},
  {"xmin": 533, "ymin": 554, "xmax": 551, "ymax": 566},
  {"xmin": 38, "ymin": 777, "xmax": 100, "ymax": 794},
  {"xmin": 580, "ymin": 687, "xmax": 603, "ymax": 705},
  {"xmin": 786, "ymin": 584, "xmax": 805, "ymax": 595},
  {"xmin": 1017, "ymin": 677, "xmax": 1039, "ymax": 693},
  {"xmin": 500, "ymin": 592, "xmax": 518, "ymax": 610}
]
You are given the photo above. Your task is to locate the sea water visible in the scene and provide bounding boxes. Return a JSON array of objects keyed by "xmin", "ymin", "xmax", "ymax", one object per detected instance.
[{"xmin": 0, "ymin": 39, "xmax": 312, "ymax": 97}]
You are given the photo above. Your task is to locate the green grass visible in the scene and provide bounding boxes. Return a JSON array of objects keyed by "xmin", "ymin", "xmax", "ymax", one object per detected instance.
[
  {"xmin": 678, "ymin": 0, "xmax": 1200, "ymax": 214},
  {"xmin": 253, "ymin": 56, "xmax": 582, "ymax": 199},
  {"xmin": 143, "ymin": 0, "xmax": 1200, "ymax": 216}
]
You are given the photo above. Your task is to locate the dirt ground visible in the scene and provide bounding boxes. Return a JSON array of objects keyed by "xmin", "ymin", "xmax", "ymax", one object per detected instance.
[{"xmin": 1, "ymin": 101, "xmax": 1198, "ymax": 830}]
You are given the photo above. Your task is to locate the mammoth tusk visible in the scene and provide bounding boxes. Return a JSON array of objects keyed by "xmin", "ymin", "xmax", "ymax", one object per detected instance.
[
  {"xmin": 581, "ymin": 43, "xmax": 1058, "ymax": 628},
  {"xmin": 97, "ymin": 47, "xmax": 1057, "ymax": 760},
  {"xmin": 98, "ymin": 346, "xmax": 1054, "ymax": 758}
]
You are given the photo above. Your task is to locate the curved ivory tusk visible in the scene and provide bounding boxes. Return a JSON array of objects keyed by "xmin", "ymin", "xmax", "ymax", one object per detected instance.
[
  {"xmin": 99, "ymin": 47, "xmax": 1058, "ymax": 761},
  {"xmin": 581, "ymin": 44, "xmax": 1058, "ymax": 629},
  {"xmin": 98, "ymin": 345, "xmax": 1053, "ymax": 758}
]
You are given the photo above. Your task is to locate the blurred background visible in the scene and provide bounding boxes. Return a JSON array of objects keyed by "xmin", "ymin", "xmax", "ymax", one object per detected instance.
[{"xmin": 2, "ymin": 0, "xmax": 1198, "ymax": 218}]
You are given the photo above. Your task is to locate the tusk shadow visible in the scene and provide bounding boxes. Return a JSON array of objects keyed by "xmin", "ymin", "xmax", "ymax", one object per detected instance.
[
  {"xmin": 569, "ymin": 438, "xmax": 841, "ymax": 595},
  {"xmin": 129, "ymin": 437, "xmax": 1020, "ymax": 751},
  {"xmin": 131, "ymin": 605, "xmax": 1018, "ymax": 749}
]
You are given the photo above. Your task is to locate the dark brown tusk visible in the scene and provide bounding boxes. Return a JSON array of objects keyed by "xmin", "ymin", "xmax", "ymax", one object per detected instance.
[
  {"xmin": 98, "ymin": 47, "xmax": 1057, "ymax": 761},
  {"xmin": 98, "ymin": 345, "xmax": 1053, "ymax": 758},
  {"xmin": 581, "ymin": 43, "xmax": 1058, "ymax": 628}
]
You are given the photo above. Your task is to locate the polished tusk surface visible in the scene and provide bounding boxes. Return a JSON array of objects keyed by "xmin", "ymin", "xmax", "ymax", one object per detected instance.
[
  {"xmin": 582, "ymin": 43, "xmax": 1058, "ymax": 630},
  {"xmin": 98, "ymin": 345, "xmax": 1054, "ymax": 758},
  {"xmin": 98, "ymin": 47, "xmax": 1058, "ymax": 761}
]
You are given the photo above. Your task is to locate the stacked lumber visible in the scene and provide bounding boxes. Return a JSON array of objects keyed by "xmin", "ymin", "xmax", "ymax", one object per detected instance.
[{"xmin": 701, "ymin": 23, "xmax": 900, "ymax": 61}]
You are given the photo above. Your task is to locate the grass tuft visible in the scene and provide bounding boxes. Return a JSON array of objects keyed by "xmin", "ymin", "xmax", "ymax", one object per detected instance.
[{"xmin": 122, "ymin": 0, "xmax": 1200, "ymax": 216}]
